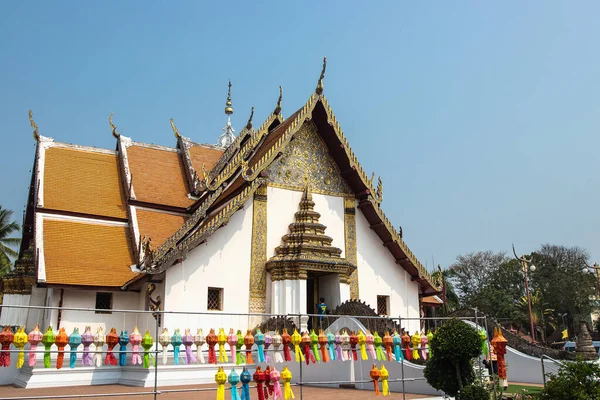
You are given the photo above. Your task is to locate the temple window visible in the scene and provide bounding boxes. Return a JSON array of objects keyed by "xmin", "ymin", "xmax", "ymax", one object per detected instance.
[
  {"xmin": 207, "ymin": 287, "xmax": 223, "ymax": 311},
  {"xmin": 377, "ymin": 295, "xmax": 390, "ymax": 316},
  {"xmin": 95, "ymin": 292, "xmax": 113, "ymax": 314}
]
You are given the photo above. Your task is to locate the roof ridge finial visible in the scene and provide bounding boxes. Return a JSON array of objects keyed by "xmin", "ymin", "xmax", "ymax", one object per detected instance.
[
  {"xmin": 246, "ymin": 106, "xmax": 254, "ymax": 130},
  {"xmin": 109, "ymin": 113, "xmax": 120, "ymax": 138},
  {"xmin": 315, "ymin": 57, "xmax": 327, "ymax": 95},
  {"xmin": 29, "ymin": 110, "xmax": 40, "ymax": 141},
  {"xmin": 274, "ymin": 86, "xmax": 283, "ymax": 115},
  {"xmin": 170, "ymin": 118, "xmax": 181, "ymax": 139},
  {"xmin": 225, "ymin": 80, "xmax": 233, "ymax": 116},
  {"xmin": 302, "ymin": 185, "xmax": 312, "ymax": 201}
]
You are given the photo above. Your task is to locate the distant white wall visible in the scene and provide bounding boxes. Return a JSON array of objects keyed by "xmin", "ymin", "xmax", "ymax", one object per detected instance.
[
  {"xmin": 0, "ymin": 294, "xmax": 31, "ymax": 326},
  {"xmin": 318, "ymin": 274, "xmax": 341, "ymax": 309},
  {"xmin": 356, "ymin": 210, "xmax": 421, "ymax": 333},
  {"xmin": 266, "ymin": 187, "xmax": 345, "ymax": 257},
  {"xmin": 58, "ymin": 289, "xmax": 150, "ymax": 334},
  {"xmin": 163, "ymin": 198, "xmax": 254, "ymax": 330}
]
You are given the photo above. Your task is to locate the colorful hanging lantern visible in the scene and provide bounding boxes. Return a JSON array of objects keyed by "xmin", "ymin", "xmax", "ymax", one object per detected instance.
[
  {"xmin": 357, "ymin": 331, "xmax": 368, "ymax": 360},
  {"xmin": 264, "ymin": 365, "xmax": 273, "ymax": 399},
  {"xmin": 349, "ymin": 331, "xmax": 359, "ymax": 361},
  {"xmin": 491, "ymin": 327, "xmax": 508, "ymax": 388},
  {"xmin": 479, "ymin": 329, "xmax": 488, "ymax": 358},
  {"xmin": 272, "ymin": 331, "xmax": 283, "ymax": 363},
  {"xmin": 217, "ymin": 328, "xmax": 229, "ymax": 363},
  {"xmin": 254, "ymin": 329, "xmax": 265, "ymax": 363},
  {"xmin": 340, "ymin": 330, "xmax": 350, "ymax": 361},
  {"xmin": 253, "ymin": 365, "xmax": 267, "ymax": 400},
  {"xmin": 0, "ymin": 326, "xmax": 15, "ymax": 367},
  {"xmin": 370, "ymin": 363, "xmax": 381, "ymax": 396},
  {"xmin": 401, "ymin": 331, "xmax": 411, "ymax": 361},
  {"xmin": 118, "ymin": 330, "xmax": 129, "ymax": 366},
  {"xmin": 93, "ymin": 327, "xmax": 105, "ymax": 367},
  {"xmin": 240, "ymin": 366, "xmax": 252, "ymax": 400},
  {"xmin": 327, "ymin": 331, "xmax": 336, "ymax": 361},
  {"xmin": 334, "ymin": 331, "xmax": 343, "ymax": 361},
  {"xmin": 270, "ymin": 366, "xmax": 283, "ymax": 400},
  {"xmin": 27, "ymin": 324, "xmax": 43, "ymax": 367},
  {"xmin": 264, "ymin": 332, "xmax": 272, "ymax": 364},
  {"xmin": 195, "ymin": 328, "xmax": 206, "ymax": 364},
  {"xmin": 235, "ymin": 330, "xmax": 246, "ymax": 365},
  {"xmin": 309, "ymin": 330, "xmax": 320, "ymax": 362},
  {"xmin": 380, "ymin": 364, "xmax": 389, "ymax": 396},
  {"xmin": 141, "ymin": 330, "xmax": 154, "ymax": 368},
  {"xmin": 426, "ymin": 329, "xmax": 434, "ymax": 357},
  {"xmin": 318, "ymin": 330, "xmax": 329, "ymax": 362},
  {"xmin": 129, "ymin": 327, "xmax": 142, "ymax": 366},
  {"xmin": 68, "ymin": 327, "xmax": 82, "ymax": 369},
  {"xmin": 382, "ymin": 332, "xmax": 393, "ymax": 362},
  {"xmin": 411, "ymin": 331, "xmax": 421, "ymax": 360},
  {"xmin": 42, "ymin": 326, "xmax": 55, "ymax": 368},
  {"xmin": 159, "ymin": 328, "xmax": 171, "ymax": 365},
  {"xmin": 420, "ymin": 332, "xmax": 428, "ymax": 360},
  {"xmin": 182, "ymin": 328, "xmax": 196, "ymax": 365},
  {"xmin": 374, "ymin": 332, "xmax": 386, "ymax": 361},
  {"xmin": 171, "ymin": 329, "xmax": 183, "ymax": 365},
  {"xmin": 301, "ymin": 331, "xmax": 314, "ymax": 364},
  {"xmin": 392, "ymin": 331, "xmax": 403, "ymax": 362},
  {"xmin": 366, "ymin": 330, "xmax": 376, "ymax": 361},
  {"xmin": 215, "ymin": 365, "xmax": 227, "ymax": 400},
  {"xmin": 13, "ymin": 327, "xmax": 27, "ymax": 369},
  {"xmin": 228, "ymin": 368, "xmax": 241, "ymax": 400},
  {"xmin": 281, "ymin": 329, "xmax": 292, "ymax": 362},
  {"xmin": 81, "ymin": 326, "xmax": 94, "ymax": 366},
  {"xmin": 227, "ymin": 328, "xmax": 237, "ymax": 363},
  {"xmin": 281, "ymin": 366, "xmax": 294, "ymax": 400},
  {"xmin": 55, "ymin": 327, "xmax": 69, "ymax": 369},
  {"xmin": 105, "ymin": 328, "xmax": 119, "ymax": 366},
  {"xmin": 243, "ymin": 330, "xmax": 254, "ymax": 364}
]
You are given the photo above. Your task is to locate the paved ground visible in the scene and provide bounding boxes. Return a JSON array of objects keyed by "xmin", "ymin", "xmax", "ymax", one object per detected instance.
[{"xmin": 0, "ymin": 384, "xmax": 435, "ymax": 400}]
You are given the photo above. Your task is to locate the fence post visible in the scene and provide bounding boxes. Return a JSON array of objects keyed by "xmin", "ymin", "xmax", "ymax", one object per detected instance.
[{"xmin": 153, "ymin": 310, "xmax": 159, "ymax": 400}]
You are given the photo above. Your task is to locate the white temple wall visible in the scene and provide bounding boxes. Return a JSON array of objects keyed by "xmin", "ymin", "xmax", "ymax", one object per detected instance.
[
  {"xmin": 356, "ymin": 210, "xmax": 421, "ymax": 333},
  {"xmin": 57, "ymin": 289, "xmax": 149, "ymax": 334},
  {"xmin": 318, "ymin": 274, "xmax": 341, "ymax": 309},
  {"xmin": 0, "ymin": 294, "xmax": 31, "ymax": 327},
  {"xmin": 266, "ymin": 187, "xmax": 345, "ymax": 257},
  {"xmin": 163, "ymin": 198, "xmax": 253, "ymax": 331}
]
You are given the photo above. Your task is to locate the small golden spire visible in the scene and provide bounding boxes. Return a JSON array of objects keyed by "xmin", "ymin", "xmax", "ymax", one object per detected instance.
[
  {"xmin": 246, "ymin": 106, "xmax": 254, "ymax": 130},
  {"xmin": 170, "ymin": 118, "xmax": 181, "ymax": 139},
  {"xmin": 315, "ymin": 57, "xmax": 327, "ymax": 95},
  {"xmin": 274, "ymin": 86, "xmax": 283, "ymax": 115},
  {"xmin": 29, "ymin": 110, "xmax": 39, "ymax": 141},
  {"xmin": 224, "ymin": 80, "xmax": 233, "ymax": 116},
  {"xmin": 109, "ymin": 113, "xmax": 120, "ymax": 138}
]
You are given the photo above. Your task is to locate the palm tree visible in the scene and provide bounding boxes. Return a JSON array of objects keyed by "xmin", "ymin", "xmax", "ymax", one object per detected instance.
[
  {"xmin": 518, "ymin": 289, "xmax": 556, "ymax": 342},
  {"xmin": 0, "ymin": 206, "xmax": 21, "ymax": 276}
]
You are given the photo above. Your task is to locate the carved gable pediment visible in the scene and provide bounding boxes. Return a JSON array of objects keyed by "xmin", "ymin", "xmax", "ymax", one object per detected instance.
[{"xmin": 266, "ymin": 121, "xmax": 352, "ymax": 197}]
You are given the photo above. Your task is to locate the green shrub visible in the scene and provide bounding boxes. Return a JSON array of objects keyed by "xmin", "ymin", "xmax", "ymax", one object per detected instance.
[
  {"xmin": 541, "ymin": 359, "xmax": 600, "ymax": 400},
  {"xmin": 458, "ymin": 384, "xmax": 489, "ymax": 400},
  {"xmin": 423, "ymin": 319, "xmax": 482, "ymax": 396}
]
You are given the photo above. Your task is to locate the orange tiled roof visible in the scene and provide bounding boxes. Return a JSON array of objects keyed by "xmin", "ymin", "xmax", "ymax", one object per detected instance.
[
  {"xmin": 136, "ymin": 209, "xmax": 186, "ymax": 250},
  {"xmin": 188, "ymin": 144, "xmax": 223, "ymax": 178},
  {"xmin": 43, "ymin": 147, "xmax": 127, "ymax": 219},
  {"xmin": 43, "ymin": 219, "xmax": 137, "ymax": 287},
  {"xmin": 126, "ymin": 145, "xmax": 194, "ymax": 209}
]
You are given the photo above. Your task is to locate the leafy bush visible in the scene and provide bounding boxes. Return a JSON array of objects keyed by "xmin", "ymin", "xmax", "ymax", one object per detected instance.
[
  {"xmin": 424, "ymin": 319, "xmax": 482, "ymax": 396},
  {"xmin": 458, "ymin": 384, "xmax": 489, "ymax": 400},
  {"xmin": 541, "ymin": 359, "xmax": 600, "ymax": 400}
]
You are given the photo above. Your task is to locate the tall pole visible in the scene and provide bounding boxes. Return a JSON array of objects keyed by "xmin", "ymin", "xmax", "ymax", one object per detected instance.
[{"xmin": 522, "ymin": 259, "xmax": 536, "ymax": 343}]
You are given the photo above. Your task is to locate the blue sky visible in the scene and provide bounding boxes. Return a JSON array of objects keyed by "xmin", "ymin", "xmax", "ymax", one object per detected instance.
[{"xmin": 1, "ymin": 1, "xmax": 599, "ymax": 270}]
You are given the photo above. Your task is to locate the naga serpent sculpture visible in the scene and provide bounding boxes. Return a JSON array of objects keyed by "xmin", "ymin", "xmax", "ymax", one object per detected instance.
[{"xmin": 147, "ymin": 283, "xmax": 162, "ymax": 326}]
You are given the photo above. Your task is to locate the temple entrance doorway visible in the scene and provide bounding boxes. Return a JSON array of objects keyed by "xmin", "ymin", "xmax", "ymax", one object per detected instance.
[{"xmin": 306, "ymin": 272, "xmax": 342, "ymax": 331}]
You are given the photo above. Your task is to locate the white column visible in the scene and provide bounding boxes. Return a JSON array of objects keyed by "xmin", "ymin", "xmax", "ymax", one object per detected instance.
[{"xmin": 339, "ymin": 283, "xmax": 350, "ymax": 304}]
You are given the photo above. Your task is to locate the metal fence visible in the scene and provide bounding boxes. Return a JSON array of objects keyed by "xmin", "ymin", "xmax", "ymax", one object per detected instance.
[{"xmin": 0, "ymin": 304, "xmax": 493, "ymax": 400}]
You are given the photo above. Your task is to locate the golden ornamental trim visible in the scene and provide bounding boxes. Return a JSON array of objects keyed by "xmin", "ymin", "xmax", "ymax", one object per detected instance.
[
  {"xmin": 248, "ymin": 184, "xmax": 268, "ymax": 313},
  {"xmin": 344, "ymin": 196, "xmax": 359, "ymax": 299}
]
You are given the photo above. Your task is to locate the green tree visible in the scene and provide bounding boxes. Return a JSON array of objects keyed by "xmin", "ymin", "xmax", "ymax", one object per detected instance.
[
  {"xmin": 471, "ymin": 259, "xmax": 524, "ymax": 321},
  {"xmin": 529, "ymin": 244, "xmax": 595, "ymax": 335},
  {"xmin": 516, "ymin": 289, "xmax": 556, "ymax": 341},
  {"xmin": 0, "ymin": 206, "xmax": 21, "ymax": 276},
  {"xmin": 424, "ymin": 319, "xmax": 482, "ymax": 396},
  {"xmin": 541, "ymin": 359, "xmax": 600, "ymax": 400}
]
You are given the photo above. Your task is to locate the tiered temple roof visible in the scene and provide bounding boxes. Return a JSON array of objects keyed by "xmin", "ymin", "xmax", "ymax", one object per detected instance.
[{"xmin": 7, "ymin": 59, "xmax": 442, "ymax": 295}]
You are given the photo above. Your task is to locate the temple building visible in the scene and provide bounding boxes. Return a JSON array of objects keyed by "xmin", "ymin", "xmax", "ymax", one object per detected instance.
[{"xmin": 1, "ymin": 59, "xmax": 442, "ymax": 338}]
